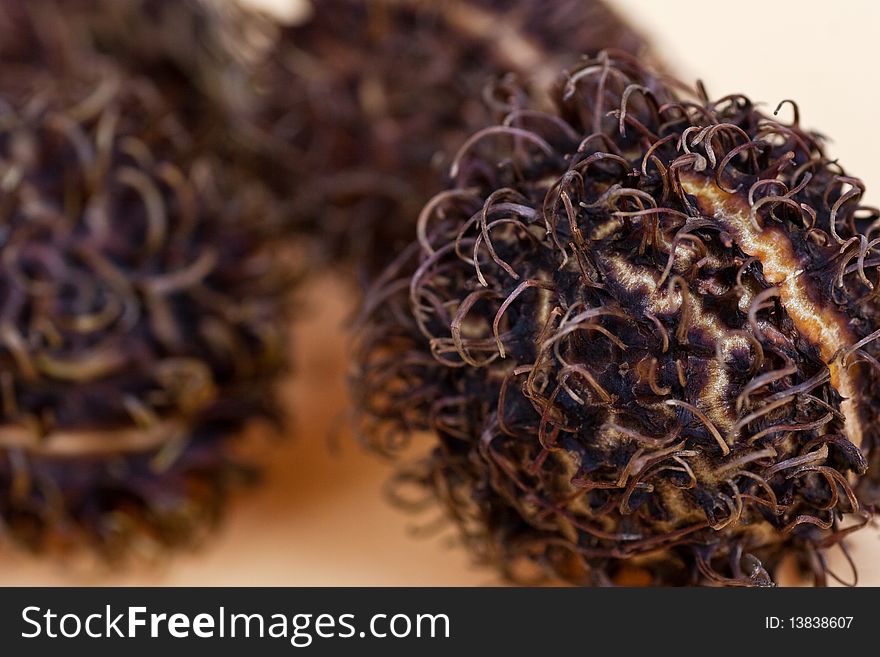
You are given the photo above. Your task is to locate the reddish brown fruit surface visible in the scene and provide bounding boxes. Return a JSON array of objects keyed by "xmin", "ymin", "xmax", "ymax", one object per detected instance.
[{"xmin": 355, "ymin": 52, "xmax": 877, "ymax": 586}]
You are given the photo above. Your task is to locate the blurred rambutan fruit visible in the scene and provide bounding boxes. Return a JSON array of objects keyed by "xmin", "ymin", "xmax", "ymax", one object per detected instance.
[
  {"xmin": 236, "ymin": 0, "xmax": 650, "ymax": 278},
  {"xmin": 0, "ymin": 38, "xmax": 291, "ymax": 556},
  {"xmin": 353, "ymin": 51, "xmax": 878, "ymax": 586}
]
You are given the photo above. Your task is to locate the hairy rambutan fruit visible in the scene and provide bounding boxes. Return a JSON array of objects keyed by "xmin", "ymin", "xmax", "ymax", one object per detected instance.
[
  {"xmin": 0, "ymin": 55, "xmax": 290, "ymax": 556},
  {"xmin": 239, "ymin": 0, "xmax": 649, "ymax": 276},
  {"xmin": 354, "ymin": 51, "xmax": 878, "ymax": 586}
]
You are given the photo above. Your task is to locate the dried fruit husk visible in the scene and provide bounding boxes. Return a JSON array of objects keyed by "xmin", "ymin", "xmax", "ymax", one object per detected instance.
[
  {"xmin": 354, "ymin": 51, "xmax": 878, "ymax": 586},
  {"xmin": 0, "ymin": 42, "xmax": 291, "ymax": 556}
]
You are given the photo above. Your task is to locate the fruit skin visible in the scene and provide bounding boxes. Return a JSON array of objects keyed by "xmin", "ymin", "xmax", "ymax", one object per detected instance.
[
  {"xmin": 354, "ymin": 52, "xmax": 876, "ymax": 586},
  {"xmin": 0, "ymin": 27, "xmax": 290, "ymax": 556}
]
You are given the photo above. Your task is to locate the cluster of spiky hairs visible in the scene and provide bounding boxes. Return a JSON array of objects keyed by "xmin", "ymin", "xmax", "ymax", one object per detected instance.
[{"xmin": 354, "ymin": 51, "xmax": 880, "ymax": 586}]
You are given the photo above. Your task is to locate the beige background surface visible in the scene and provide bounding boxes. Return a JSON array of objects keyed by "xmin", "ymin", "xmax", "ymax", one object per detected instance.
[{"xmin": 1, "ymin": 0, "xmax": 879, "ymax": 586}]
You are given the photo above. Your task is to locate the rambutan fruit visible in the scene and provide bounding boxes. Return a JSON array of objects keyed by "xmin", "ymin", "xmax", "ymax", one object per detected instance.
[
  {"xmin": 354, "ymin": 51, "xmax": 877, "ymax": 586},
  {"xmin": 238, "ymin": 0, "xmax": 649, "ymax": 277},
  {"xmin": 0, "ymin": 45, "xmax": 290, "ymax": 556}
]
